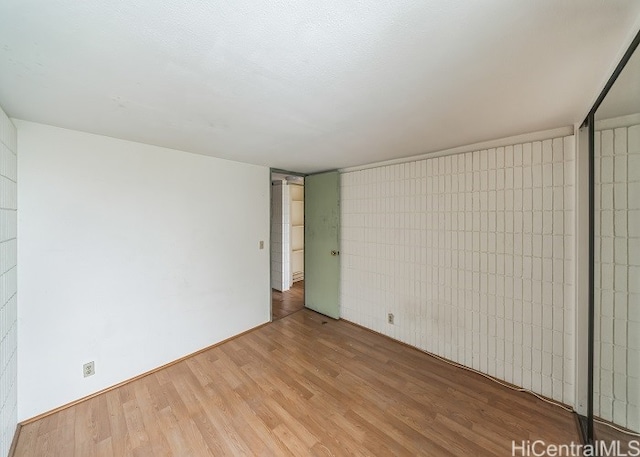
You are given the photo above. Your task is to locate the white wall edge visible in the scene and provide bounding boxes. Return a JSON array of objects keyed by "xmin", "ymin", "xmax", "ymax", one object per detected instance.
[
  {"xmin": 339, "ymin": 126, "xmax": 575, "ymax": 173},
  {"xmin": 573, "ymin": 123, "xmax": 590, "ymax": 416},
  {"xmin": 268, "ymin": 170, "xmax": 274, "ymax": 322}
]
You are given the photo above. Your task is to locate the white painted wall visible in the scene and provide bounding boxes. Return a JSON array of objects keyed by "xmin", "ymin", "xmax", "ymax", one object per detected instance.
[
  {"xmin": 0, "ymin": 106, "xmax": 17, "ymax": 457},
  {"xmin": 594, "ymin": 120, "xmax": 640, "ymax": 431},
  {"xmin": 15, "ymin": 121, "xmax": 270, "ymax": 421},
  {"xmin": 341, "ymin": 135, "xmax": 576, "ymax": 406},
  {"xmin": 270, "ymin": 181, "xmax": 291, "ymax": 291}
]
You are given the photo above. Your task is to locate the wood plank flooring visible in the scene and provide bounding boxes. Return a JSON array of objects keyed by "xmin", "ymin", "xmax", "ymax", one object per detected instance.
[
  {"xmin": 271, "ymin": 280, "xmax": 304, "ymax": 321},
  {"xmin": 595, "ymin": 421, "xmax": 638, "ymax": 454},
  {"xmin": 14, "ymin": 309, "xmax": 580, "ymax": 456}
]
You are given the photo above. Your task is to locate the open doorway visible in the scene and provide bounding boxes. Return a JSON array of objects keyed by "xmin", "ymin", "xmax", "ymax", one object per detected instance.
[{"xmin": 271, "ymin": 171, "xmax": 305, "ymax": 320}]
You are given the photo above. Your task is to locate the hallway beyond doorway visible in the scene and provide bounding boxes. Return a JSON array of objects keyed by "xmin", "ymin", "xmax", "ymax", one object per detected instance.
[{"xmin": 272, "ymin": 280, "xmax": 304, "ymax": 321}]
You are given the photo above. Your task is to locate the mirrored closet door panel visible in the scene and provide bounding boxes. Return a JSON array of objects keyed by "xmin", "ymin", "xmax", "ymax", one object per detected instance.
[{"xmin": 593, "ymin": 40, "xmax": 640, "ymax": 447}]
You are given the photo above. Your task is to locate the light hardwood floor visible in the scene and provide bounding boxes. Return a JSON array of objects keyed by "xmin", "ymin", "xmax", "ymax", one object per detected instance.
[
  {"xmin": 595, "ymin": 421, "xmax": 637, "ymax": 454},
  {"xmin": 271, "ymin": 280, "xmax": 304, "ymax": 321},
  {"xmin": 14, "ymin": 310, "xmax": 580, "ymax": 456}
]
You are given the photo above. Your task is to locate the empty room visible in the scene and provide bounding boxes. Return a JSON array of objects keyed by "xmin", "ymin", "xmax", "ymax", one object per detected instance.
[{"xmin": 1, "ymin": 1, "xmax": 640, "ymax": 456}]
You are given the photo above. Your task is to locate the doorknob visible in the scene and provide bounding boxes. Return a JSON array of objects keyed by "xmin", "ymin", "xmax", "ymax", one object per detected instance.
[{"xmin": 331, "ymin": 250, "xmax": 340, "ymax": 256}]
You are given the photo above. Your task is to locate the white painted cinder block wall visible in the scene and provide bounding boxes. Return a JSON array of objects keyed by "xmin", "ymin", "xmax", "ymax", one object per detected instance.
[
  {"xmin": 594, "ymin": 120, "xmax": 640, "ymax": 431},
  {"xmin": 0, "ymin": 108, "xmax": 17, "ymax": 457},
  {"xmin": 270, "ymin": 181, "xmax": 291, "ymax": 292},
  {"xmin": 341, "ymin": 135, "xmax": 576, "ymax": 406},
  {"xmin": 15, "ymin": 121, "xmax": 271, "ymax": 421}
]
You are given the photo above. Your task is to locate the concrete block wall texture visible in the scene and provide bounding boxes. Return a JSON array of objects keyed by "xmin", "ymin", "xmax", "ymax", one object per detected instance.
[
  {"xmin": 271, "ymin": 182, "xmax": 291, "ymax": 291},
  {"xmin": 0, "ymin": 106, "xmax": 17, "ymax": 457},
  {"xmin": 341, "ymin": 136, "xmax": 576, "ymax": 406},
  {"xmin": 594, "ymin": 123, "xmax": 640, "ymax": 432}
]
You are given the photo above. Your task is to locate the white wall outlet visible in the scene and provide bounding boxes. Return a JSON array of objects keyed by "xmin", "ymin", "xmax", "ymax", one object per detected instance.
[
  {"xmin": 259, "ymin": 240, "xmax": 264, "ymax": 249},
  {"xmin": 388, "ymin": 313, "xmax": 394, "ymax": 324},
  {"xmin": 83, "ymin": 361, "xmax": 95, "ymax": 377}
]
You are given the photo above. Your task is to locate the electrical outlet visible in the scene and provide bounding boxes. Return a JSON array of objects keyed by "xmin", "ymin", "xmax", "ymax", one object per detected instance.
[
  {"xmin": 388, "ymin": 313, "xmax": 394, "ymax": 324},
  {"xmin": 83, "ymin": 361, "xmax": 95, "ymax": 378},
  {"xmin": 259, "ymin": 240, "xmax": 264, "ymax": 249}
]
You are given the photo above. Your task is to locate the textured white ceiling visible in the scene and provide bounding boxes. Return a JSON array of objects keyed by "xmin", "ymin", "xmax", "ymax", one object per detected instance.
[{"xmin": 1, "ymin": 1, "xmax": 639, "ymax": 173}]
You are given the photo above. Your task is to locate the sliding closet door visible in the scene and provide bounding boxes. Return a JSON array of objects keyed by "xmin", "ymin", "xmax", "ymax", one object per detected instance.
[{"xmin": 592, "ymin": 40, "xmax": 640, "ymax": 445}]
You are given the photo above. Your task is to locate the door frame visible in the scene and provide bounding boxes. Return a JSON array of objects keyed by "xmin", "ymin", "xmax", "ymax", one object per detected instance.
[{"xmin": 269, "ymin": 168, "xmax": 306, "ymax": 322}]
